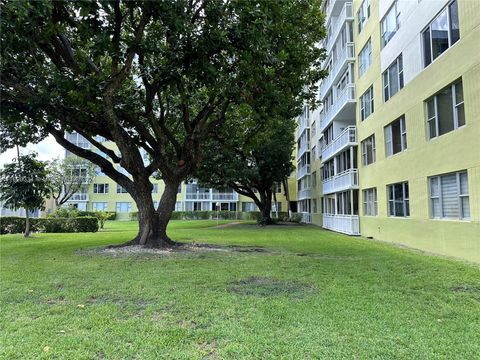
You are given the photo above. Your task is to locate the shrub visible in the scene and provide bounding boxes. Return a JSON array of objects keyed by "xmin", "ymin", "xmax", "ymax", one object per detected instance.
[
  {"xmin": 288, "ymin": 213, "xmax": 303, "ymax": 223},
  {"xmin": 1, "ymin": 216, "xmax": 98, "ymax": 234}
]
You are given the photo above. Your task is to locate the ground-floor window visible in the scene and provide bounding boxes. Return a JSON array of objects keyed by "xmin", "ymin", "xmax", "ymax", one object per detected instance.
[
  {"xmin": 362, "ymin": 188, "xmax": 377, "ymax": 216},
  {"xmin": 116, "ymin": 202, "xmax": 132, "ymax": 213},
  {"xmin": 429, "ymin": 170, "xmax": 469, "ymax": 220},
  {"xmin": 92, "ymin": 202, "xmax": 108, "ymax": 212},
  {"xmin": 387, "ymin": 182, "xmax": 409, "ymax": 217}
]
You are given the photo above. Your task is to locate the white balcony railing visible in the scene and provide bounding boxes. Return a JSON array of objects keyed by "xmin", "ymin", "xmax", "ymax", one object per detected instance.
[
  {"xmin": 296, "ymin": 119, "xmax": 309, "ymax": 138},
  {"xmin": 297, "ymin": 164, "xmax": 311, "ymax": 179},
  {"xmin": 212, "ymin": 193, "xmax": 239, "ymax": 201},
  {"xmin": 324, "ymin": 3, "xmax": 353, "ymax": 55},
  {"xmin": 321, "ymin": 126, "xmax": 357, "ymax": 161},
  {"xmin": 186, "ymin": 192, "xmax": 239, "ymax": 201},
  {"xmin": 300, "ymin": 212, "xmax": 312, "ymax": 224},
  {"xmin": 323, "ymin": 214, "xmax": 359, "ymax": 235},
  {"xmin": 186, "ymin": 192, "xmax": 211, "ymax": 200},
  {"xmin": 320, "ymin": 42, "xmax": 355, "ymax": 98},
  {"xmin": 297, "ymin": 188, "xmax": 311, "ymax": 200},
  {"xmin": 322, "ymin": 168, "xmax": 358, "ymax": 195},
  {"xmin": 297, "ymin": 141, "xmax": 310, "ymax": 160},
  {"xmin": 320, "ymin": 84, "xmax": 356, "ymax": 133}
]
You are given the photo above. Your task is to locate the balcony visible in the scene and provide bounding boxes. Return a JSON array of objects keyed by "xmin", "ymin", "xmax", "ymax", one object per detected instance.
[
  {"xmin": 319, "ymin": 84, "xmax": 356, "ymax": 133},
  {"xmin": 297, "ymin": 164, "xmax": 311, "ymax": 180},
  {"xmin": 300, "ymin": 212, "xmax": 312, "ymax": 224},
  {"xmin": 297, "ymin": 188, "xmax": 311, "ymax": 200},
  {"xmin": 321, "ymin": 126, "xmax": 357, "ymax": 161},
  {"xmin": 324, "ymin": 2, "xmax": 353, "ymax": 55},
  {"xmin": 296, "ymin": 118, "xmax": 309, "ymax": 138},
  {"xmin": 323, "ymin": 214, "xmax": 359, "ymax": 235},
  {"xmin": 322, "ymin": 168, "xmax": 358, "ymax": 195},
  {"xmin": 324, "ymin": 0, "xmax": 349, "ymax": 22},
  {"xmin": 186, "ymin": 191, "xmax": 239, "ymax": 201},
  {"xmin": 320, "ymin": 42, "xmax": 355, "ymax": 98},
  {"xmin": 212, "ymin": 192, "xmax": 239, "ymax": 201},
  {"xmin": 297, "ymin": 141, "xmax": 310, "ymax": 160}
]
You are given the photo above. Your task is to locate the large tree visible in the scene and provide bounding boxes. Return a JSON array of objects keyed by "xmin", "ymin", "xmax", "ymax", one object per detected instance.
[
  {"xmin": 196, "ymin": 114, "xmax": 296, "ymax": 225},
  {"xmin": 0, "ymin": 154, "xmax": 50, "ymax": 237},
  {"xmin": 0, "ymin": 0, "xmax": 325, "ymax": 247},
  {"xmin": 47, "ymin": 156, "xmax": 96, "ymax": 208}
]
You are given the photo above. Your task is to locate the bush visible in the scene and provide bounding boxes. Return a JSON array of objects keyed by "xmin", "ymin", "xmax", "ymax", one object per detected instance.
[
  {"xmin": 1, "ymin": 216, "xmax": 98, "ymax": 234},
  {"xmin": 288, "ymin": 213, "xmax": 303, "ymax": 223}
]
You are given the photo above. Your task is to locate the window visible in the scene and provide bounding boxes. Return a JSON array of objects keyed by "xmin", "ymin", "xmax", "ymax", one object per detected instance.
[
  {"xmin": 422, "ymin": 0, "xmax": 460, "ymax": 66},
  {"xmin": 117, "ymin": 184, "xmax": 128, "ymax": 194},
  {"xmin": 383, "ymin": 55, "xmax": 403, "ymax": 101},
  {"xmin": 357, "ymin": 0, "xmax": 370, "ymax": 33},
  {"xmin": 426, "ymin": 80, "xmax": 464, "ymax": 139},
  {"xmin": 385, "ymin": 116, "xmax": 407, "ymax": 156},
  {"xmin": 312, "ymin": 145, "xmax": 316, "ymax": 159},
  {"xmin": 274, "ymin": 183, "xmax": 282, "ymax": 193},
  {"xmin": 313, "ymin": 199, "xmax": 318, "ymax": 213},
  {"xmin": 152, "ymin": 183, "xmax": 158, "ymax": 194},
  {"xmin": 363, "ymin": 188, "xmax": 377, "ymax": 216},
  {"xmin": 92, "ymin": 202, "xmax": 108, "ymax": 212},
  {"xmin": 388, "ymin": 182, "xmax": 409, "ymax": 217},
  {"xmin": 116, "ymin": 202, "xmax": 132, "ymax": 213},
  {"xmin": 360, "ymin": 86, "xmax": 374, "ymax": 120},
  {"xmin": 430, "ymin": 171, "xmax": 469, "ymax": 220},
  {"xmin": 242, "ymin": 202, "xmax": 257, "ymax": 212},
  {"xmin": 381, "ymin": 1, "xmax": 400, "ymax": 47},
  {"xmin": 358, "ymin": 38, "xmax": 372, "ymax": 76},
  {"xmin": 361, "ymin": 135, "xmax": 376, "ymax": 166},
  {"xmin": 93, "ymin": 183, "xmax": 109, "ymax": 194}
]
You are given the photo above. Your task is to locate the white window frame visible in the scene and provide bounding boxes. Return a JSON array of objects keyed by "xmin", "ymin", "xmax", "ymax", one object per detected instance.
[
  {"xmin": 358, "ymin": 38, "xmax": 372, "ymax": 77},
  {"xmin": 357, "ymin": 0, "xmax": 370, "ymax": 34},
  {"xmin": 422, "ymin": 0, "xmax": 460, "ymax": 67},
  {"xmin": 426, "ymin": 80, "xmax": 464, "ymax": 140},
  {"xmin": 381, "ymin": 1, "xmax": 400, "ymax": 48},
  {"xmin": 116, "ymin": 202, "xmax": 132, "ymax": 213},
  {"xmin": 361, "ymin": 134, "xmax": 376, "ymax": 166},
  {"xmin": 384, "ymin": 116, "xmax": 407, "ymax": 157},
  {"xmin": 93, "ymin": 183, "xmax": 109, "ymax": 194},
  {"xmin": 92, "ymin": 202, "xmax": 108, "ymax": 212},
  {"xmin": 429, "ymin": 171, "xmax": 469, "ymax": 220},
  {"xmin": 363, "ymin": 188, "xmax": 377, "ymax": 216},
  {"xmin": 387, "ymin": 182, "xmax": 409, "ymax": 217},
  {"xmin": 360, "ymin": 86, "xmax": 374, "ymax": 121},
  {"xmin": 383, "ymin": 55, "xmax": 403, "ymax": 101}
]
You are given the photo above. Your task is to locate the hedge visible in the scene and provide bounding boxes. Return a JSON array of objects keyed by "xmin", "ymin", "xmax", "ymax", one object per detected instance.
[
  {"xmin": 0, "ymin": 216, "xmax": 99, "ymax": 234},
  {"xmin": 128, "ymin": 211, "xmax": 289, "ymax": 222}
]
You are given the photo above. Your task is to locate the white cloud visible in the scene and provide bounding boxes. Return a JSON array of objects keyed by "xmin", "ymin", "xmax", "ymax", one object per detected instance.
[{"xmin": 0, "ymin": 135, "xmax": 64, "ymax": 167}]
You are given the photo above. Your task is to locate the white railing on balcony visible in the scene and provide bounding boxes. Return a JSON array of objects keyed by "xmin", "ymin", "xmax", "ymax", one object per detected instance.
[
  {"xmin": 300, "ymin": 212, "xmax": 312, "ymax": 224},
  {"xmin": 212, "ymin": 193, "xmax": 239, "ymax": 201},
  {"xmin": 297, "ymin": 164, "xmax": 311, "ymax": 179},
  {"xmin": 186, "ymin": 192, "xmax": 211, "ymax": 200},
  {"xmin": 296, "ymin": 118, "xmax": 309, "ymax": 138},
  {"xmin": 324, "ymin": 3, "xmax": 353, "ymax": 54},
  {"xmin": 297, "ymin": 188, "xmax": 311, "ymax": 200},
  {"xmin": 297, "ymin": 141, "xmax": 310, "ymax": 160},
  {"xmin": 323, "ymin": 214, "xmax": 359, "ymax": 235},
  {"xmin": 69, "ymin": 193, "xmax": 88, "ymax": 201},
  {"xmin": 320, "ymin": 42, "xmax": 355, "ymax": 98},
  {"xmin": 322, "ymin": 168, "xmax": 358, "ymax": 194},
  {"xmin": 320, "ymin": 84, "xmax": 356, "ymax": 133},
  {"xmin": 321, "ymin": 126, "xmax": 357, "ymax": 161}
]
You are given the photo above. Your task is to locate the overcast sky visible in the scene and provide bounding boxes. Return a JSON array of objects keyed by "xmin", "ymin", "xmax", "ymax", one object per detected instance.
[{"xmin": 0, "ymin": 135, "xmax": 64, "ymax": 167}]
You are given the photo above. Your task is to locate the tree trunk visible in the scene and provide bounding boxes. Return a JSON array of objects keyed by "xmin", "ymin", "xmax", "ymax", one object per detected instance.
[
  {"xmin": 128, "ymin": 180, "xmax": 180, "ymax": 248},
  {"xmin": 24, "ymin": 210, "xmax": 31, "ymax": 237},
  {"xmin": 259, "ymin": 189, "xmax": 273, "ymax": 225}
]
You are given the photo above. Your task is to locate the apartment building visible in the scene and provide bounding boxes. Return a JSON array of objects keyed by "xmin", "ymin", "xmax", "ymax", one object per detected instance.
[
  {"xmin": 64, "ymin": 132, "xmax": 297, "ymax": 219},
  {"xmin": 298, "ymin": 0, "xmax": 479, "ymax": 261}
]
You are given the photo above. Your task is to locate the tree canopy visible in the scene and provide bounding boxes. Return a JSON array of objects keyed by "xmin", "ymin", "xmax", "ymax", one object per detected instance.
[{"xmin": 1, "ymin": 0, "xmax": 326, "ymax": 246}]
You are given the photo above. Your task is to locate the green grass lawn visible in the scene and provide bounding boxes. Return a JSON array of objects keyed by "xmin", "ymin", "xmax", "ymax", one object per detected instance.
[{"xmin": 1, "ymin": 220, "xmax": 479, "ymax": 359}]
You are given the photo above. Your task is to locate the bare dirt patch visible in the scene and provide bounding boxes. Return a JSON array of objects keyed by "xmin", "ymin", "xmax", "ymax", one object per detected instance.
[
  {"xmin": 449, "ymin": 285, "xmax": 480, "ymax": 293},
  {"xmin": 212, "ymin": 221, "xmax": 243, "ymax": 229},
  {"xmin": 228, "ymin": 276, "xmax": 315, "ymax": 298}
]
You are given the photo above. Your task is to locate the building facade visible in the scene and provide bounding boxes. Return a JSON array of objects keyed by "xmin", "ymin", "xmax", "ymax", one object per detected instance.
[
  {"xmin": 64, "ymin": 133, "xmax": 297, "ymax": 219},
  {"xmin": 296, "ymin": 0, "xmax": 479, "ymax": 261}
]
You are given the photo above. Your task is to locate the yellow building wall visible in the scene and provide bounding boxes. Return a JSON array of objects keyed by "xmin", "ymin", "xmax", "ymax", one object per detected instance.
[{"xmin": 354, "ymin": 0, "xmax": 480, "ymax": 262}]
